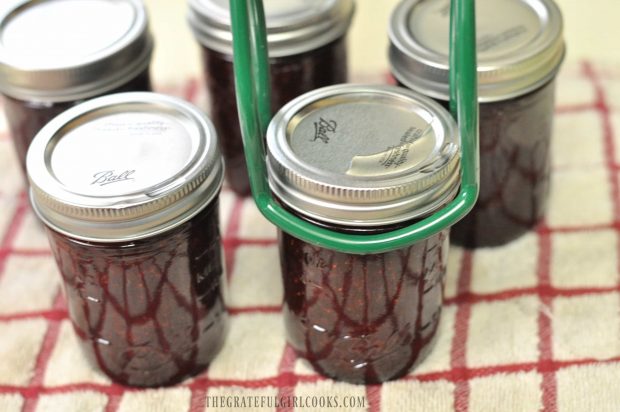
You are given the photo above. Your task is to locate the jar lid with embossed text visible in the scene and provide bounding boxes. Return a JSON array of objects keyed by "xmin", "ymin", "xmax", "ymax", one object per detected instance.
[
  {"xmin": 187, "ymin": 0, "xmax": 354, "ymax": 57},
  {"xmin": 267, "ymin": 84, "xmax": 461, "ymax": 227},
  {"xmin": 0, "ymin": 0, "xmax": 153, "ymax": 102},
  {"xmin": 389, "ymin": 0, "xmax": 565, "ymax": 102},
  {"xmin": 26, "ymin": 92, "xmax": 224, "ymax": 242}
]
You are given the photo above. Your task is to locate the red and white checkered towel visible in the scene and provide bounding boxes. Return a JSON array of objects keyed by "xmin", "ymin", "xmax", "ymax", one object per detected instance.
[{"xmin": 1, "ymin": 61, "xmax": 619, "ymax": 412}]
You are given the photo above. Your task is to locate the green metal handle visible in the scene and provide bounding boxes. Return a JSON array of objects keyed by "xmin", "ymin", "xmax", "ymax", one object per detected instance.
[{"xmin": 230, "ymin": 0, "xmax": 479, "ymax": 254}]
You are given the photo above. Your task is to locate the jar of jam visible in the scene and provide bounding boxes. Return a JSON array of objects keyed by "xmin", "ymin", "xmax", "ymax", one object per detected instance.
[
  {"xmin": 26, "ymin": 93, "xmax": 227, "ymax": 387},
  {"xmin": 188, "ymin": 0, "xmax": 354, "ymax": 196},
  {"xmin": 0, "ymin": 0, "xmax": 154, "ymax": 179},
  {"xmin": 389, "ymin": 0, "xmax": 565, "ymax": 247},
  {"xmin": 266, "ymin": 85, "xmax": 461, "ymax": 384}
]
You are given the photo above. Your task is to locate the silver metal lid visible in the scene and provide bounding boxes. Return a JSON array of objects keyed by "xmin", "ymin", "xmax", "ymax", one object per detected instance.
[
  {"xmin": 389, "ymin": 0, "xmax": 565, "ymax": 102},
  {"xmin": 267, "ymin": 84, "xmax": 460, "ymax": 227},
  {"xmin": 27, "ymin": 92, "xmax": 224, "ymax": 242},
  {"xmin": 0, "ymin": 0, "xmax": 153, "ymax": 102},
  {"xmin": 187, "ymin": 0, "xmax": 354, "ymax": 57}
]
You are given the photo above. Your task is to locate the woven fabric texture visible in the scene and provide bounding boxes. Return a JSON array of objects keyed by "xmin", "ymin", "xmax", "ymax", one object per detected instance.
[{"xmin": 0, "ymin": 61, "xmax": 619, "ymax": 411}]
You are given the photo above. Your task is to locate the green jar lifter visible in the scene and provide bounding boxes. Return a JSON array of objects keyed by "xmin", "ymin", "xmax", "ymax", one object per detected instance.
[{"xmin": 229, "ymin": 0, "xmax": 479, "ymax": 383}]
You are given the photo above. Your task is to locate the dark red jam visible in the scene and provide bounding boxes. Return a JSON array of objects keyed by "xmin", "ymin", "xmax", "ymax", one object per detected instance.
[
  {"xmin": 279, "ymin": 214, "xmax": 447, "ymax": 384},
  {"xmin": 395, "ymin": 79, "xmax": 556, "ymax": 248},
  {"xmin": 200, "ymin": 37, "xmax": 348, "ymax": 196},
  {"xmin": 450, "ymin": 81, "xmax": 555, "ymax": 247},
  {"xmin": 45, "ymin": 198, "xmax": 226, "ymax": 387},
  {"xmin": 2, "ymin": 69, "xmax": 151, "ymax": 179}
]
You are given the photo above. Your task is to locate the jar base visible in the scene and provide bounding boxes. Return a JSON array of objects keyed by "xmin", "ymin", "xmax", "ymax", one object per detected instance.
[
  {"xmin": 290, "ymin": 319, "xmax": 441, "ymax": 385},
  {"xmin": 450, "ymin": 212, "xmax": 541, "ymax": 248},
  {"xmin": 73, "ymin": 314, "xmax": 229, "ymax": 388}
]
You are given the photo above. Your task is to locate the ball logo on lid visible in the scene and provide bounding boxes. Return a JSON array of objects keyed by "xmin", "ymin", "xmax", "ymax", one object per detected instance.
[
  {"xmin": 91, "ymin": 170, "xmax": 136, "ymax": 187},
  {"xmin": 26, "ymin": 92, "xmax": 224, "ymax": 242},
  {"xmin": 47, "ymin": 112, "xmax": 193, "ymax": 197},
  {"xmin": 267, "ymin": 85, "xmax": 461, "ymax": 226},
  {"xmin": 312, "ymin": 117, "xmax": 338, "ymax": 144}
]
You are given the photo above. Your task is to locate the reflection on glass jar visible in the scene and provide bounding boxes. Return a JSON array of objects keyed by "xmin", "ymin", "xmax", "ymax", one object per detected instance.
[
  {"xmin": 455, "ymin": 80, "xmax": 556, "ymax": 246},
  {"xmin": 389, "ymin": 0, "xmax": 565, "ymax": 247},
  {"xmin": 0, "ymin": 0, "xmax": 154, "ymax": 179},
  {"xmin": 188, "ymin": 0, "xmax": 354, "ymax": 196},
  {"xmin": 267, "ymin": 85, "xmax": 461, "ymax": 383},
  {"xmin": 27, "ymin": 93, "xmax": 226, "ymax": 387},
  {"xmin": 280, "ymin": 222, "xmax": 448, "ymax": 384},
  {"xmin": 47, "ymin": 199, "xmax": 225, "ymax": 387}
]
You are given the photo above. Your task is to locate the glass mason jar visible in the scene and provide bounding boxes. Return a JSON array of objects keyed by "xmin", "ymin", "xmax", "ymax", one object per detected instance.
[
  {"xmin": 188, "ymin": 0, "xmax": 355, "ymax": 196},
  {"xmin": 389, "ymin": 0, "xmax": 565, "ymax": 247},
  {"xmin": 266, "ymin": 85, "xmax": 461, "ymax": 384},
  {"xmin": 0, "ymin": 0, "xmax": 154, "ymax": 179},
  {"xmin": 26, "ymin": 93, "xmax": 227, "ymax": 387}
]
